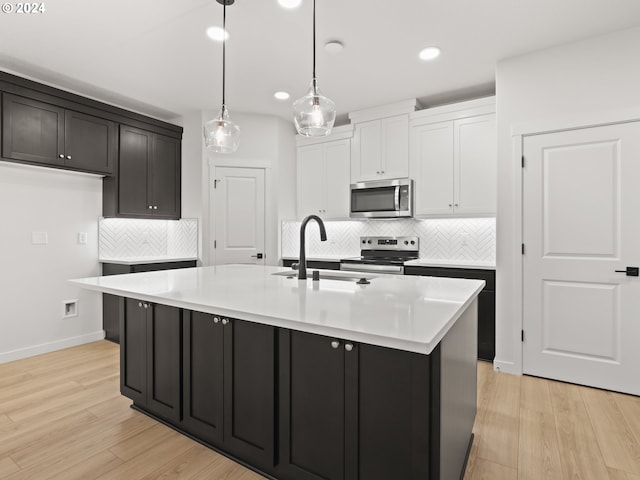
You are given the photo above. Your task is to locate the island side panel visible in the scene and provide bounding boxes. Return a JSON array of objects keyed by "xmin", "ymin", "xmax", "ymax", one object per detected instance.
[{"xmin": 439, "ymin": 299, "xmax": 478, "ymax": 480}]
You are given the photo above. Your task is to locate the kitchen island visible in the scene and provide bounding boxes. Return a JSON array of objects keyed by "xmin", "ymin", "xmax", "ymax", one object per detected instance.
[{"xmin": 70, "ymin": 264, "xmax": 484, "ymax": 480}]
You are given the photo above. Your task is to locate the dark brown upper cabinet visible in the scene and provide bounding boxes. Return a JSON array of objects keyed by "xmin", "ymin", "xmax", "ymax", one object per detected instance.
[
  {"xmin": 2, "ymin": 92, "xmax": 116, "ymax": 175},
  {"xmin": 104, "ymin": 124, "xmax": 181, "ymax": 219}
]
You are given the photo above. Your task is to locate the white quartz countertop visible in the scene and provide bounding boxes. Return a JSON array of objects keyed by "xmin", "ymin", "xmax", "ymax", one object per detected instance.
[
  {"xmin": 282, "ymin": 255, "xmax": 343, "ymax": 262},
  {"xmin": 70, "ymin": 265, "xmax": 484, "ymax": 355},
  {"xmin": 100, "ymin": 257, "xmax": 198, "ymax": 265},
  {"xmin": 405, "ymin": 259, "xmax": 496, "ymax": 270}
]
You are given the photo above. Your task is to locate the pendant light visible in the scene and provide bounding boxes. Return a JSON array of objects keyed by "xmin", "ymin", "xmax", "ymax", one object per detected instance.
[
  {"xmin": 293, "ymin": 0, "xmax": 336, "ymax": 137},
  {"xmin": 204, "ymin": 0, "xmax": 240, "ymax": 153}
]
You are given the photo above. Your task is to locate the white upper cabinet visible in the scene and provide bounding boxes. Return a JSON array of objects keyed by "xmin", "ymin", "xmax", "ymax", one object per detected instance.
[
  {"xmin": 349, "ymin": 100, "xmax": 416, "ymax": 183},
  {"xmin": 296, "ymin": 125, "xmax": 352, "ymax": 220},
  {"xmin": 410, "ymin": 97, "xmax": 496, "ymax": 216}
]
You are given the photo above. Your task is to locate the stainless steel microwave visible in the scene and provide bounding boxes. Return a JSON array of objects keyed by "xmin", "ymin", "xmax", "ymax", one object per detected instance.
[{"xmin": 350, "ymin": 178, "xmax": 413, "ymax": 218}]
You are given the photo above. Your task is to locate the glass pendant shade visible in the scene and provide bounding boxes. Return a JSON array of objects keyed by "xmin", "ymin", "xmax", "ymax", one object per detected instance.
[
  {"xmin": 204, "ymin": 105, "xmax": 240, "ymax": 153},
  {"xmin": 293, "ymin": 78, "xmax": 336, "ymax": 137}
]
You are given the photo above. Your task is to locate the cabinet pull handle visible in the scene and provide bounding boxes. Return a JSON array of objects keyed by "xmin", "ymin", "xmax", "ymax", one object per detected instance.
[
  {"xmin": 221, "ymin": 318, "xmax": 229, "ymax": 325},
  {"xmin": 331, "ymin": 340, "xmax": 340, "ymax": 349},
  {"xmin": 213, "ymin": 316, "xmax": 220, "ymax": 323},
  {"xmin": 345, "ymin": 343, "xmax": 354, "ymax": 352}
]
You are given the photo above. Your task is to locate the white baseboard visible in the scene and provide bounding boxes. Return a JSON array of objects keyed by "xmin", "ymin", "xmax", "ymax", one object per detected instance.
[
  {"xmin": 493, "ymin": 359, "xmax": 522, "ymax": 375},
  {"xmin": 0, "ymin": 331, "xmax": 106, "ymax": 364}
]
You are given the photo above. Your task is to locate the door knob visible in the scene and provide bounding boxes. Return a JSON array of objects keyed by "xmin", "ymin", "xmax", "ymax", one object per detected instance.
[
  {"xmin": 615, "ymin": 266, "xmax": 639, "ymax": 277},
  {"xmin": 251, "ymin": 253, "xmax": 264, "ymax": 259}
]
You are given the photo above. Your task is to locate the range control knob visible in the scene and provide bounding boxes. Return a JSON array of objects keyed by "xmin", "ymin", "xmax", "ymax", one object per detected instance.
[
  {"xmin": 362, "ymin": 240, "xmax": 366, "ymax": 244},
  {"xmin": 410, "ymin": 240, "xmax": 416, "ymax": 245},
  {"xmin": 367, "ymin": 240, "xmax": 372, "ymax": 244},
  {"xmin": 404, "ymin": 240, "xmax": 409, "ymax": 245}
]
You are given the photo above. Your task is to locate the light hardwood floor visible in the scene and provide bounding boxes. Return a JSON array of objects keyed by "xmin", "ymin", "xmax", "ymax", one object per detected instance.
[{"xmin": 1, "ymin": 341, "xmax": 640, "ymax": 479}]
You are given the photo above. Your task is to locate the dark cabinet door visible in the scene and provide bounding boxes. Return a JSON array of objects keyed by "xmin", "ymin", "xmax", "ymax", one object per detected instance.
[
  {"xmin": 223, "ymin": 319, "xmax": 276, "ymax": 472},
  {"xmin": 118, "ymin": 125, "xmax": 152, "ymax": 217},
  {"xmin": 182, "ymin": 311, "xmax": 224, "ymax": 446},
  {"xmin": 355, "ymin": 343, "xmax": 432, "ymax": 480},
  {"xmin": 2, "ymin": 93, "xmax": 64, "ymax": 165},
  {"xmin": 151, "ymin": 134, "xmax": 181, "ymax": 219},
  {"xmin": 64, "ymin": 110, "xmax": 116, "ymax": 175},
  {"xmin": 478, "ymin": 290, "xmax": 496, "ymax": 361},
  {"xmin": 146, "ymin": 304, "xmax": 182, "ymax": 423},
  {"xmin": 120, "ymin": 298, "xmax": 147, "ymax": 405},
  {"xmin": 281, "ymin": 330, "xmax": 345, "ymax": 480}
]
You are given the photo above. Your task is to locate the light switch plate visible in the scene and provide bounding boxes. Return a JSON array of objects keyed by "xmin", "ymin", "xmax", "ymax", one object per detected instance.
[{"xmin": 32, "ymin": 232, "xmax": 48, "ymax": 245}]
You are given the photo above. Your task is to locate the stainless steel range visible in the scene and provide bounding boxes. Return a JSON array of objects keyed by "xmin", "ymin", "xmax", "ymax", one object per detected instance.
[{"xmin": 340, "ymin": 236, "xmax": 419, "ymax": 275}]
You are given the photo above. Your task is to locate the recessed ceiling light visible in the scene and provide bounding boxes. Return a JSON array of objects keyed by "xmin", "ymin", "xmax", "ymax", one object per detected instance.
[
  {"xmin": 278, "ymin": 0, "xmax": 302, "ymax": 9},
  {"xmin": 419, "ymin": 46, "xmax": 441, "ymax": 61},
  {"xmin": 274, "ymin": 91, "xmax": 290, "ymax": 100},
  {"xmin": 206, "ymin": 26, "xmax": 228, "ymax": 42},
  {"xmin": 324, "ymin": 40, "xmax": 343, "ymax": 54}
]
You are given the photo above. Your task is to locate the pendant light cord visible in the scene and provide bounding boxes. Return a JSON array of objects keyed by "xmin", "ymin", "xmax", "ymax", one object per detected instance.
[
  {"xmin": 312, "ymin": 0, "xmax": 316, "ymax": 80},
  {"xmin": 222, "ymin": 3, "xmax": 226, "ymax": 106}
]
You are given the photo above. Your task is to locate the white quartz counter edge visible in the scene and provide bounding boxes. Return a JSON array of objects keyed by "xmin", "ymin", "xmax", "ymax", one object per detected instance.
[
  {"xmin": 100, "ymin": 257, "xmax": 198, "ymax": 265},
  {"xmin": 405, "ymin": 259, "xmax": 496, "ymax": 270},
  {"xmin": 281, "ymin": 255, "xmax": 344, "ymax": 262},
  {"xmin": 70, "ymin": 265, "xmax": 484, "ymax": 355}
]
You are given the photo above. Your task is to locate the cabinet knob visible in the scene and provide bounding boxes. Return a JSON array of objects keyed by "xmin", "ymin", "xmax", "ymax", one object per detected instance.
[
  {"xmin": 454, "ymin": 203, "xmax": 459, "ymax": 207},
  {"xmin": 345, "ymin": 343, "xmax": 354, "ymax": 352},
  {"xmin": 221, "ymin": 318, "xmax": 229, "ymax": 325},
  {"xmin": 148, "ymin": 206, "xmax": 153, "ymax": 209},
  {"xmin": 376, "ymin": 171, "xmax": 380, "ymax": 174},
  {"xmin": 448, "ymin": 204, "xmax": 453, "ymax": 208},
  {"xmin": 66, "ymin": 155, "xmax": 72, "ymax": 160},
  {"xmin": 153, "ymin": 206, "xmax": 158, "ymax": 210},
  {"xmin": 138, "ymin": 302, "xmax": 143, "ymax": 307},
  {"xmin": 331, "ymin": 340, "xmax": 340, "ymax": 349},
  {"xmin": 143, "ymin": 303, "xmax": 149, "ymax": 309},
  {"xmin": 213, "ymin": 316, "xmax": 220, "ymax": 323},
  {"xmin": 59, "ymin": 154, "xmax": 65, "ymax": 159},
  {"xmin": 380, "ymin": 170, "xmax": 385, "ymax": 174}
]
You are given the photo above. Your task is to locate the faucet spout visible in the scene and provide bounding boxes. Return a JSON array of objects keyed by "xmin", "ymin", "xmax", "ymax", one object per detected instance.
[{"xmin": 298, "ymin": 215, "xmax": 327, "ymax": 280}]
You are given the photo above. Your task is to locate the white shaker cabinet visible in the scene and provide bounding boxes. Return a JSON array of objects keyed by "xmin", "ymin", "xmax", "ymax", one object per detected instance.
[
  {"xmin": 410, "ymin": 97, "xmax": 496, "ymax": 216},
  {"xmin": 350, "ymin": 114, "xmax": 409, "ymax": 182},
  {"xmin": 297, "ymin": 138, "xmax": 351, "ymax": 220}
]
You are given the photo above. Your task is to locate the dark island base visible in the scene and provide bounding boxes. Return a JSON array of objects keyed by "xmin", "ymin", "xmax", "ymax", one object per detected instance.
[{"xmin": 118, "ymin": 297, "xmax": 478, "ymax": 480}]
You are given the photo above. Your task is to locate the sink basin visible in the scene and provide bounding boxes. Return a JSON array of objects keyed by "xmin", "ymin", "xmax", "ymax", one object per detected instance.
[{"xmin": 272, "ymin": 269, "xmax": 377, "ymax": 282}]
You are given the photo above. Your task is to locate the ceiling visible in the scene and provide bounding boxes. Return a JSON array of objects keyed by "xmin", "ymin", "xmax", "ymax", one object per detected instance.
[{"xmin": 1, "ymin": 0, "xmax": 640, "ymax": 123}]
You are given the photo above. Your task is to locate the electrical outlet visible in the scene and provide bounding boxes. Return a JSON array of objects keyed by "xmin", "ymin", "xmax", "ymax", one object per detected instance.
[
  {"xmin": 460, "ymin": 233, "xmax": 469, "ymax": 246},
  {"xmin": 62, "ymin": 299, "xmax": 78, "ymax": 318},
  {"xmin": 32, "ymin": 232, "xmax": 48, "ymax": 245},
  {"xmin": 78, "ymin": 232, "xmax": 88, "ymax": 245}
]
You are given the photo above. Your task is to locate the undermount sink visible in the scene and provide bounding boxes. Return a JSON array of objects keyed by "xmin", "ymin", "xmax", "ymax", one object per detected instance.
[{"xmin": 272, "ymin": 269, "xmax": 377, "ymax": 283}]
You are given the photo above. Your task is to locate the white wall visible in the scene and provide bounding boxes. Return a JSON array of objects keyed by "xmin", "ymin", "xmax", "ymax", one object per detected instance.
[
  {"xmin": 0, "ymin": 163, "xmax": 103, "ymax": 363},
  {"xmin": 495, "ymin": 26, "xmax": 640, "ymax": 374}
]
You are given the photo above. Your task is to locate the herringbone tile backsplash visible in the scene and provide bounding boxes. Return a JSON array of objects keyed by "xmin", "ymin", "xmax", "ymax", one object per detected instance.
[
  {"xmin": 281, "ymin": 218, "xmax": 496, "ymax": 262},
  {"xmin": 99, "ymin": 218, "xmax": 198, "ymax": 259}
]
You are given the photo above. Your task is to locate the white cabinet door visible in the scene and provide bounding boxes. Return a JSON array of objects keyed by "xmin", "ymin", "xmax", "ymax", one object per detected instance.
[
  {"xmin": 297, "ymin": 145, "xmax": 325, "ymax": 218},
  {"xmin": 454, "ymin": 114, "xmax": 496, "ymax": 215},
  {"xmin": 323, "ymin": 139, "xmax": 351, "ymax": 218},
  {"xmin": 410, "ymin": 121, "xmax": 454, "ymax": 215},
  {"xmin": 351, "ymin": 114, "xmax": 409, "ymax": 182},
  {"xmin": 381, "ymin": 115, "xmax": 409, "ymax": 179},
  {"xmin": 351, "ymin": 120, "xmax": 381, "ymax": 182}
]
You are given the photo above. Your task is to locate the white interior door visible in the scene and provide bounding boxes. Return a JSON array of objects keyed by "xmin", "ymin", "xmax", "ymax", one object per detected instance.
[
  {"xmin": 213, "ymin": 167, "xmax": 265, "ymax": 265},
  {"xmin": 522, "ymin": 121, "xmax": 640, "ymax": 395}
]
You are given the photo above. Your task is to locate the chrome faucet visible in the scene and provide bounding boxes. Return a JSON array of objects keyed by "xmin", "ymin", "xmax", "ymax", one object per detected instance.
[{"xmin": 298, "ymin": 215, "xmax": 327, "ymax": 280}]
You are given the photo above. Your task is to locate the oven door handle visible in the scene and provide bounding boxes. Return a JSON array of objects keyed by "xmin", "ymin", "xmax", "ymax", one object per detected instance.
[{"xmin": 340, "ymin": 263, "xmax": 404, "ymax": 274}]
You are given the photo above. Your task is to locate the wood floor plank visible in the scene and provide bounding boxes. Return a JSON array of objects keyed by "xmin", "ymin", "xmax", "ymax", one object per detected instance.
[
  {"xmin": 548, "ymin": 380, "xmax": 610, "ymax": 480},
  {"xmin": 138, "ymin": 444, "xmax": 240, "ymax": 480},
  {"xmin": 581, "ymin": 387, "xmax": 640, "ymax": 475},
  {"xmin": 46, "ymin": 450, "xmax": 124, "ymax": 480},
  {"xmin": 466, "ymin": 457, "xmax": 517, "ymax": 480},
  {"xmin": 612, "ymin": 392, "xmax": 640, "ymax": 456},
  {"xmin": 517, "ymin": 407, "xmax": 563, "ymax": 480},
  {"xmin": 0, "ymin": 456, "xmax": 20, "ymax": 476},
  {"xmin": 108, "ymin": 422, "xmax": 177, "ymax": 461},
  {"xmin": 520, "ymin": 374, "xmax": 554, "ymax": 413},
  {"xmin": 607, "ymin": 467, "xmax": 640, "ymax": 480},
  {"xmin": 474, "ymin": 368, "xmax": 521, "ymax": 468},
  {"xmin": 95, "ymin": 430, "xmax": 195, "ymax": 480}
]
